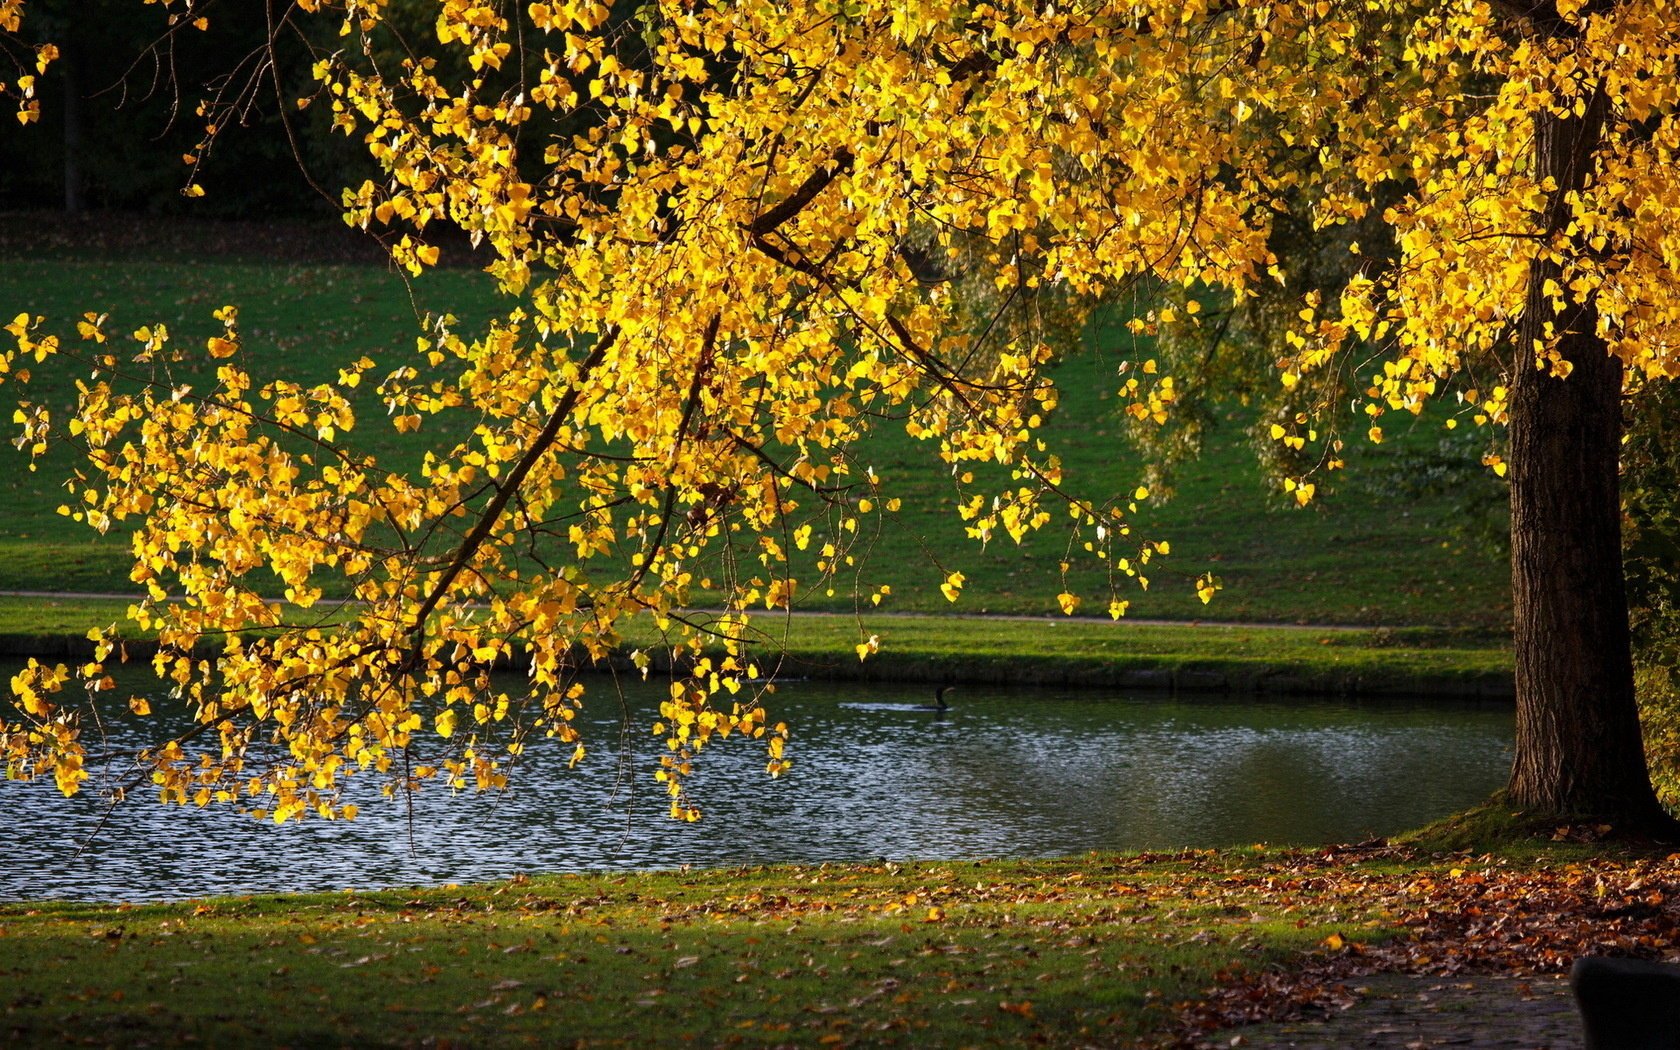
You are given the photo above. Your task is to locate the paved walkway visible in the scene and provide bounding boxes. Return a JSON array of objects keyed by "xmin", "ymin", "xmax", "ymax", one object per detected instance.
[
  {"xmin": 0, "ymin": 590, "xmax": 1388, "ymax": 630},
  {"xmin": 1217, "ymin": 972, "xmax": 1581, "ymax": 1049}
]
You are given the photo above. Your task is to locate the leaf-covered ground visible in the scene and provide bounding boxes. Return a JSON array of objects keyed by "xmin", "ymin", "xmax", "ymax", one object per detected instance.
[
  {"xmin": 3, "ymin": 830, "xmax": 1675, "ymax": 1048},
  {"xmin": 1176, "ymin": 838, "xmax": 1680, "ymax": 1045}
]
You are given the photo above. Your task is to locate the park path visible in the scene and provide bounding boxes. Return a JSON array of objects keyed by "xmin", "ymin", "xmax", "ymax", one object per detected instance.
[
  {"xmin": 0, "ymin": 589, "xmax": 1376, "ymax": 632},
  {"xmin": 1211, "ymin": 972, "xmax": 1581, "ymax": 1049}
]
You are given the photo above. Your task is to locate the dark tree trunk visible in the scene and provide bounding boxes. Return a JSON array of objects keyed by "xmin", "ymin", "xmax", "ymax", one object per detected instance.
[
  {"xmin": 1505, "ymin": 82, "xmax": 1674, "ymax": 830},
  {"xmin": 61, "ymin": 45, "xmax": 82, "ymax": 216}
]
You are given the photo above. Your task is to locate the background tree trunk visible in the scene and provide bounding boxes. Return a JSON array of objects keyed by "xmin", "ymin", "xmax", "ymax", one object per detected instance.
[
  {"xmin": 1505, "ymin": 85, "xmax": 1671, "ymax": 828},
  {"xmin": 61, "ymin": 43, "xmax": 81, "ymax": 215}
]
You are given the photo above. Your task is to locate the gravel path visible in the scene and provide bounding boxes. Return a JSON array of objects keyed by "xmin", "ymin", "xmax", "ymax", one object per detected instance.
[{"xmin": 1216, "ymin": 972, "xmax": 1582, "ymax": 1049}]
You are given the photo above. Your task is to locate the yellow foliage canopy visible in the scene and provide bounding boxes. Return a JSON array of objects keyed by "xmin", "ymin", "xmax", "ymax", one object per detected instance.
[{"xmin": 2, "ymin": 0, "xmax": 1677, "ymax": 820}]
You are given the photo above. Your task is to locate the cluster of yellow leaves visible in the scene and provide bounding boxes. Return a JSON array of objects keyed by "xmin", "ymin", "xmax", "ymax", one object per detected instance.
[
  {"xmin": 0, "ymin": 2, "xmax": 53, "ymax": 126},
  {"xmin": 1283, "ymin": 2, "xmax": 1680, "ymax": 430},
  {"xmin": 4, "ymin": 0, "xmax": 1679, "ymax": 818}
]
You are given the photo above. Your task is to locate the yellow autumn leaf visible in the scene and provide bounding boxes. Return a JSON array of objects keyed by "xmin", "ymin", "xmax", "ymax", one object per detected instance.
[{"xmin": 940, "ymin": 571, "xmax": 965, "ymax": 602}]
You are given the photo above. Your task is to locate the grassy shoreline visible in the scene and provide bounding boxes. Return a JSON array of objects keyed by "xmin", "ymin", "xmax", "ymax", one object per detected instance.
[
  {"xmin": 0, "ymin": 852, "xmax": 1378, "ymax": 1048},
  {"xmin": 2, "ymin": 832, "xmax": 1667, "ymax": 1049},
  {"xmin": 0, "ymin": 594, "xmax": 1512, "ymax": 698}
]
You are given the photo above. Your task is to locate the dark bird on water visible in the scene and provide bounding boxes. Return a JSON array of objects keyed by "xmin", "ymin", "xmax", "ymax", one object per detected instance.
[{"xmin": 915, "ymin": 686, "xmax": 953, "ymax": 712}]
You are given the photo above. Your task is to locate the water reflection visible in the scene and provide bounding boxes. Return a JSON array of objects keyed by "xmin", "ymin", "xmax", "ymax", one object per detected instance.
[{"xmin": 1, "ymin": 675, "xmax": 1513, "ymax": 902}]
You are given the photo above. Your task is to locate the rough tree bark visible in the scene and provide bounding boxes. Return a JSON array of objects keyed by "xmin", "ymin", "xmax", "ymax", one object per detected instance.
[{"xmin": 1505, "ymin": 74, "xmax": 1675, "ymax": 830}]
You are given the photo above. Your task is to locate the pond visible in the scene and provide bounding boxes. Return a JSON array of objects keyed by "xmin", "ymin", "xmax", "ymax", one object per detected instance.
[{"xmin": 1, "ymin": 674, "xmax": 1513, "ymax": 902}]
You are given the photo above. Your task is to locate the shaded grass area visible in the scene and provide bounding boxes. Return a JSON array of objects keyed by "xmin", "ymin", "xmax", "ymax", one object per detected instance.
[
  {"xmin": 0, "ymin": 246, "xmax": 1512, "ymax": 628},
  {"xmin": 0, "ymin": 852, "xmax": 1389, "ymax": 1048},
  {"xmin": 0, "ymin": 595, "xmax": 1512, "ymax": 694}
]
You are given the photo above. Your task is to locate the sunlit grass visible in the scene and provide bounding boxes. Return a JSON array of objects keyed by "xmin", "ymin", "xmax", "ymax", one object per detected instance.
[
  {"xmin": 0, "ymin": 251, "xmax": 1512, "ymax": 628},
  {"xmin": 0, "ymin": 853, "xmax": 1387, "ymax": 1048},
  {"xmin": 5, "ymin": 832, "xmax": 1664, "ymax": 1048},
  {"xmin": 0, "ymin": 594, "xmax": 1510, "ymax": 692}
]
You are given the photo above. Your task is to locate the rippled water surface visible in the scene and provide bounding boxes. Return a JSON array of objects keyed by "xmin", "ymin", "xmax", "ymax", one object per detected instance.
[{"xmin": 2, "ymin": 672, "xmax": 1514, "ymax": 901}]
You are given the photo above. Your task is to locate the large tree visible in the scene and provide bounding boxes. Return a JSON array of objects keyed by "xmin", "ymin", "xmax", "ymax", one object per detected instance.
[{"xmin": 2, "ymin": 0, "xmax": 1677, "ymax": 829}]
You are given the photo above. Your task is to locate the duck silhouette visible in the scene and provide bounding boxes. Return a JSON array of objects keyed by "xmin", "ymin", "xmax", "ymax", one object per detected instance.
[{"xmin": 914, "ymin": 685, "xmax": 954, "ymax": 712}]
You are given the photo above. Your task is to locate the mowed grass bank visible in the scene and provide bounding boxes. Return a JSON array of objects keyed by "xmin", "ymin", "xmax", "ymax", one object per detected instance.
[
  {"xmin": 6, "ymin": 829, "xmax": 1673, "ymax": 1050},
  {"xmin": 0, "ymin": 594, "xmax": 1512, "ymax": 694},
  {"xmin": 0, "ymin": 852, "xmax": 1395, "ymax": 1048},
  {"xmin": 681, "ymin": 612, "xmax": 1511, "ymax": 694},
  {"xmin": 0, "ymin": 236, "xmax": 1511, "ymax": 628}
]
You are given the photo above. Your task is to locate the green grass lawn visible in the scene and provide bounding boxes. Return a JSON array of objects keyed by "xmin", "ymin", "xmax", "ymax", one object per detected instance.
[
  {"xmin": 642, "ymin": 611, "xmax": 1512, "ymax": 692},
  {"xmin": 0, "ymin": 242, "xmax": 1512, "ymax": 628},
  {"xmin": 0, "ymin": 593, "xmax": 1512, "ymax": 692},
  {"xmin": 0, "ymin": 254, "xmax": 498, "ymax": 593},
  {"xmin": 2, "ymin": 823, "xmax": 1666, "ymax": 1049},
  {"xmin": 0, "ymin": 851, "xmax": 1414, "ymax": 1048}
]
